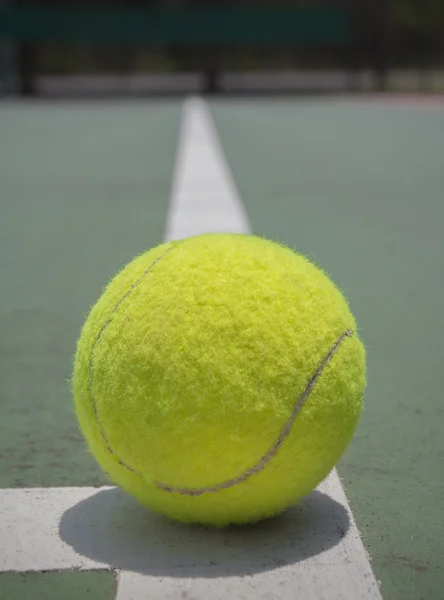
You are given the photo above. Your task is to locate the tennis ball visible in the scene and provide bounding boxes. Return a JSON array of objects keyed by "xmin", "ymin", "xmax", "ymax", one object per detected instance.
[{"xmin": 73, "ymin": 233, "xmax": 365, "ymax": 527}]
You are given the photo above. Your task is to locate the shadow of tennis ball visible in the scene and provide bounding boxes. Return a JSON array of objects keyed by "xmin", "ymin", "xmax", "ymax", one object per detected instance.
[{"xmin": 59, "ymin": 486, "xmax": 350, "ymax": 577}]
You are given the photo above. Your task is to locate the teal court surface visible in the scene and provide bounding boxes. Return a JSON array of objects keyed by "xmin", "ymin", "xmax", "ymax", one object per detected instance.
[{"xmin": 1, "ymin": 95, "xmax": 444, "ymax": 599}]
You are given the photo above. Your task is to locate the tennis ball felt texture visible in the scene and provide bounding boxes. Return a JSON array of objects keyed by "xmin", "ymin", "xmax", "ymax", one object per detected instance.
[{"xmin": 73, "ymin": 233, "xmax": 366, "ymax": 527}]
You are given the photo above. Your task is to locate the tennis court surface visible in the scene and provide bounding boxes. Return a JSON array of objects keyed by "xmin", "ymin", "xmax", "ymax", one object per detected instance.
[{"xmin": 1, "ymin": 95, "xmax": 444, "ymax": 599}]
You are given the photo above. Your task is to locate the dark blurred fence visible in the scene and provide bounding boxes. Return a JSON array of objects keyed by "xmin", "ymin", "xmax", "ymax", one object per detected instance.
[{"xmin": 0, "ymin": 2, "xmax": 443, "ymax": 95}]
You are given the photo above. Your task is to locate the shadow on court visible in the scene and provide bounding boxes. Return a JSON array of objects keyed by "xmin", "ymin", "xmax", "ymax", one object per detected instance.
[{"xmin": 59, "ymin": 486, "xmax": 349, "ymax": 577}]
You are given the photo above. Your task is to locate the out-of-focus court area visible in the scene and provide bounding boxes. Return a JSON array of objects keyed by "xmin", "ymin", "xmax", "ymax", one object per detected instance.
[{"xmin": 1, "ymin": 3, "xmax": 444, "ymax": 600}]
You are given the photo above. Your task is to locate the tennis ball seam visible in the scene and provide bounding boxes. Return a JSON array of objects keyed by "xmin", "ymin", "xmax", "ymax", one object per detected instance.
[
  {"xmin": 88, "ymin": 245, "xmax": 175, "ymax": 476},
  {"xmin": 154, "ymin": 329, "xmax": 352, "ymax": 496},
  {"xmin": 88, "ymin": 249, "xmax": 353, "ymax": 497}
]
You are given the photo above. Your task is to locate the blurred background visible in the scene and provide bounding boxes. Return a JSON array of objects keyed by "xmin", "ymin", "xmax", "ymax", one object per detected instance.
[{"xmin": 1, "ymin": 0, "xmax": 443, "ymax": 97}]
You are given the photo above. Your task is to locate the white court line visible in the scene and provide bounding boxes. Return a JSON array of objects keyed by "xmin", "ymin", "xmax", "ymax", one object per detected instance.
[
  {"xmin": 0, "ymin": 475, "xmax": 381, "ymax": 600},
  {"xmin": 0, "ymin": 97, "xmax": 382, "ymax": 600},
  {"xmin": 164, "ymin": 97, "xmax": 250, "ymax": 241}
]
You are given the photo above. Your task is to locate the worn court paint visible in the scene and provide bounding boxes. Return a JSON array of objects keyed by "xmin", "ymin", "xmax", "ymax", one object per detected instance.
[
  {"xmin": 0, "ymin": 474, "xmax": 380, "ymax": 600},
  {"xmin": 0, "ymin": 486, "xmax": 112, "ymax": 572}
]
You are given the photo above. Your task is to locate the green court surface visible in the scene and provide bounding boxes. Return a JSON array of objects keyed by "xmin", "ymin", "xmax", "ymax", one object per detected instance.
[
  {"xmin": 0, "ymin": 101, "xmax": 181, "ymax": 489},
  {"xmin": 1, "ymin": 97, "xmax": 444, "ymax": 600},
  {"xmin": 1, "ymin": 571, "xmax": 117, "ymax": 600}
]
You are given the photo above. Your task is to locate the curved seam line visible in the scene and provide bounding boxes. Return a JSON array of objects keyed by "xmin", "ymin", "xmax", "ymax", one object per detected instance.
[
  {"xmin": 88, "ymin": 246, "xmax": 174, "ymax": 473},
  {"xmin": 155, "ymin": 329, "xmax": 353, "ymax": 496},
  {"xmin": 88, "ymin": 255, "xmax": 353, "ymax": 495}
]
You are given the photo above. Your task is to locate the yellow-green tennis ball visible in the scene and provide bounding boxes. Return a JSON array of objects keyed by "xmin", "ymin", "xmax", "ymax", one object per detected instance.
[{"xmin": 73, "ymin": 233, "xmax": 365, "ymax": 527}]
